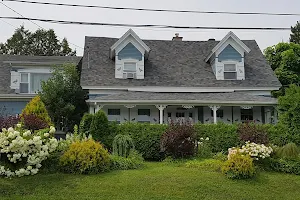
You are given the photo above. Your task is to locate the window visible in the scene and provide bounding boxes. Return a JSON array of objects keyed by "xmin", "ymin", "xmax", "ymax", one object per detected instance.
[
  {"xmin": 108, "ymin": 109, "xmax": 121, "ymax": 115},
  {"xmin": 138, "ymin": 109, "xmax": 151, "ymax": 123},
  {"xmin": 189, "ymin": 113, "xmax": 193, "ymax": 118},
  {"xmin": 211, "ymin": 110, "xmax": 224, "ymax": 118},
  {"xmin": 167, "ymin": 113, "xmax": 172, "ymax": 118},
  {"xmin": 123, "ymin": 62, "xmax": 136, "ymax": 72},
  {"xmin": 241, "ymin": 109, "xmax": 253, "ymax": 121},
  {"xmin": 138, "ymin": 109, "xmax": 150, "ymax": 116},
  {"xmin": 224, "ymin": 64, "xmax": 237, "ymax": 80},
  {"xmin": 20, "ymin": 73, "xmax": 52, "ymax": 94},
  {"xmin": 176, "ymin": 112, "xmax": 185, "ymax": 118}
]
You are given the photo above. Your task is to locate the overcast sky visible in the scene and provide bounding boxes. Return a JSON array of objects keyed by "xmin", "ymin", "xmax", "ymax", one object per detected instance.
[{"xmin": 1, "ymin": 0, "xmax": 300, "ymax": 55}]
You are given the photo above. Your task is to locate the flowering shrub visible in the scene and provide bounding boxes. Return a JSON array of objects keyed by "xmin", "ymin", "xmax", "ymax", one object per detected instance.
[
  {"xmin": 228, "ymin": 142, "xmax": 273, "ymax": 161},
  {"xmin": 0, "ymin": 125, "xmax": 58, "ymax": 177},
  {"xmin": 59, "ymin": 139, "xmax": 110, "ymax": 174}
]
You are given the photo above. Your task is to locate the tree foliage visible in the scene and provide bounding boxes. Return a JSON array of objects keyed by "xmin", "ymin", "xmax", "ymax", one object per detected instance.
[
  {"xmin": 39, "ymin": 64, "xmax": 87, "ymax": 131},
  {"xmin": 278, "ymin": 84, "xmax": 300, "ymax": 139},
  {"xmin": 264, "ymin": 42, "xmax": 300, "ymax": 97},
  {"xmin": 290, "ymin": 21, "xmax": 300, "ymax": 44},
  {"xmin": 89, "ymin": 110, "xmax": 111, "ymax": 147},
  {"xmin": 0, "ymin": 26, "xmax": 76, "ymax": 56},
  {"xmin": 21, "ymin": 95, "xmax": 51, "ymax": 126}
]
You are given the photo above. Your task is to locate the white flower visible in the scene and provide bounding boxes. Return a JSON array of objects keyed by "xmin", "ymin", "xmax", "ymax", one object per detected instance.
[
  {"xmin": 200, "ymin": 137, "xmax": 204, "ymax": 140},
  {"xmin": 49, "ymin": 126, "xmax": 56, "ymax": 134},
  {"xmin": 17, "ymin": 124, "xmax": 22, "ymax": 128},
  {"xmin": 205, "ymin": 137, "xmax": 209, "ymax": 141},
  {"xmin": 44, "ymin": 133, "xmax": 50, "ymax": 137},
  {"xmin": 7, "ymin": 127, "xmax": 14, "ymax": 133}
]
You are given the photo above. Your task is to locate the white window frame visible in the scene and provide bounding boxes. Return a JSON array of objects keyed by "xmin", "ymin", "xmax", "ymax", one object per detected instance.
[
  {"xmin": 123, "ymin": 60, "xmax": 137, "ymax": 73},
  {"xmin": 223, "ymin": 61, "xmax": 238, "ymax": 80},
  {"xmin": 20, "ymin": 73, "xmax": 29, "ymax": 94},
  {"xmin": 19, "ymin": 71, "xmax": 52, "ymax": 94}
]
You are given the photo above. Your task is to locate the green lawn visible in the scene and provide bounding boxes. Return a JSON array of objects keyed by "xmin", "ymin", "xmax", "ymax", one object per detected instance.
[{"xmin": 1, "ymin": 162, "xmax": 300, "ymax": 200}]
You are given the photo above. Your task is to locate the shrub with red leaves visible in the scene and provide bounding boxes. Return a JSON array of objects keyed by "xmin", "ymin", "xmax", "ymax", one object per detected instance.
[
  {"xmin": 160, "ymin": 121, "xmax": 197, "ymax": 158},
  {"xmin": 0, "ymin": 116, "xmax": 20, "ymax": 129},
  {"xmin": 238, "ymin": 122, "xmax": 269, "ymax": 145},
  {"xmin": 22, "ymin": 114, "xmax": 48, "ymax": 131}
]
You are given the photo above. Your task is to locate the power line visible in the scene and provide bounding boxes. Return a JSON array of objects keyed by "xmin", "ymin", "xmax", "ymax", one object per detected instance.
[
  {"xmin": 3, "ymin": 0, "xmax": 300, "ymax": 17},
  {"xmin": 0, "ymin": 18, "xmax": 18, "ymax": 29},
  {"xmin": 0, "ymin": 1, "xmax": 84, "ymax": 49},
  {"xmin": 0, "ymin": 16, "xmax": 292, "ymax": 30}
]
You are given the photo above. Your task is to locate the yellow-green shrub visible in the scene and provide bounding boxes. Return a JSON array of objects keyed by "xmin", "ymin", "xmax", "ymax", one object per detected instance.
[
  {"xmin": 221, "ymin": 153, "xmax": 255, "ymax": 179},
  {"xmin": 21, "ymin": 95, "xmax": 51, "ymax": 126},
  {"xmin": 59, "ymin": 139, "xmax": 110, "ymax": 174}
]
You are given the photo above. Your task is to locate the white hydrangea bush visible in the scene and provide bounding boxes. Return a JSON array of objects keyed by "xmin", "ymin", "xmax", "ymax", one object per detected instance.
[
  {"xmin": 0, "ymin": 125, "xmax": 58, "ymax": 177},
  {"xmin": 228, "ymin": 141, "xmax": 273, "ymax": 160}
]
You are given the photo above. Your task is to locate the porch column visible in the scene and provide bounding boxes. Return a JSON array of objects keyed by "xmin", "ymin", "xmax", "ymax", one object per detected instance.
[
  {"xmin": 209, "ymin": 105, "xmax": 220, "ymax": 124},
  {"xmin": 124, "ymin": 105, "xmax": 136, "ymax": 122},
  {"xmin": 89, "ymin": 105, "xmax": 94, "ymax": 114},
  {"xmin": 155, "ymin": 105, "xmax": 167, "ymax": 124}
]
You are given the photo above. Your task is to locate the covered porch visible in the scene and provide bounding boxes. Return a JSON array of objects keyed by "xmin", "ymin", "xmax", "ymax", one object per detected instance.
[{"xmin": 87, "ymin": 92, "xmax": 278, "ymax": 124}]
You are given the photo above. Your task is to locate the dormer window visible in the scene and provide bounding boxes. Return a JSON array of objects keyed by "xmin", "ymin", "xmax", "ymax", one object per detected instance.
[
  {"xmin": 110, "ymin": 29, "xmax": 150, "ymax": 80},
  {"xmin": 205, "ymin": 31, "xmax": 250, "ymax": 81},
  {"xmin": 224, "ymin": 63, "xmax": 237, "ymax": 80}
]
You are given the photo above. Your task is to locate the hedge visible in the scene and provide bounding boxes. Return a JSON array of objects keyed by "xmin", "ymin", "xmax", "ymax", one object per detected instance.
[{"xmin": 116, "ymin": 123, "xmax": 167, "ymax": 161}]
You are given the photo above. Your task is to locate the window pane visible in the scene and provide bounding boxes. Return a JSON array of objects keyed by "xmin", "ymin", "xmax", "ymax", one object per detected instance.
[
  {"xmin": 224, "ymin": 64, "xmax": 236, "ymax": 71},
  {"xmin": 108, "ymin": 109, "xmax": 120, "ymax": 115},
  {"xmin": 241, "ymin": 109, "xmax": 253, "ymax": 121},
  {"xmin": 224, "ymin": 72, "xmax": 237, "ymax": 80},
  {"xmin": 176, "ymin": 112, "xmax": 185, "ymax": 118},
  {"xmin": 20, "ymin": 83, "xmax": 29, "ymax": 93},
  {"xmin": 124, "ymin": 63, "xmax": 136, "ymax": 72},
  {"xmin": 138, "ymin": 109, "xmax": 150, "ymax": 116},
  {"xmin": 30, "ymin": 73, "xmax": 52, "ymax": 93},
  {"xmin": 21, "ymin": 73, "xmax": 28, "ymax": 82},
  {"xmin": 211, "ymin": 110, "xmax": 223, "ymax": 118}
]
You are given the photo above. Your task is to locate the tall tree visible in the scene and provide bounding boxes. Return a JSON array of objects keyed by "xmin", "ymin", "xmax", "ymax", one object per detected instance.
[
  {"xmin": 264, "ymin": 42, "xmax": 300, "ymax": 97},
  {"xmin": 39, "ymin": 64, "xmax": 87, "ymax": 131},
  {"xmin": 290, "ymin": 21, "xmax": 300, "ymax": 44},
  {"xmin": 0, "ymin": 26, "xmax": 76, "ymax": 56}
]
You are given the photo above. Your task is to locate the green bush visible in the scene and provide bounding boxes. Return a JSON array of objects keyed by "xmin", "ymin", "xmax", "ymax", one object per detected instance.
[
  {"xmin": 90, "ymin": 110, "xmax": 112, "ymax": 149},
  {"xmin": 221, "ymin": 153, "xmax": 256, "ymax": 179},
  {"xmin": 110, "ymin": 150, "xmax": 144, "ymax": 170},
  {"xmin": 59, "ymin": 139, "xmax": 110, "ymax": 174},
  {"xmin": 213, "ymin": 152, "xmax": 228, "ymax": 161},
  {"xmin": 197, "ymin": 138, "xmax": 213, "ymax": 158},
  {"xmin": 195, "ymin": 123, "xmax": 239, "ymax": 153},
  {"xmin": 238, "ymin": 123, "xmax": 269, "ymax": 145},
  {"xmin": 276, "ymin": 143, "xmax": 300, "ymax": 160},
  {"xmin": 113, "ymin": 134, "xmax": 135, "ymax": 157},
  {"xmin": 185, "ymin": 159, "xmax": 223, "ymax": 171},
  {"xmin": 116, "ymin": 123, "xmax": 167, "ymax": 161},
  {"xmin": 269, "ymin": 158, "xmax": 300, "ymax": 175},
  {"xmin": 79, "ymin": 113, "xmax": 93, "ymax": 135}
]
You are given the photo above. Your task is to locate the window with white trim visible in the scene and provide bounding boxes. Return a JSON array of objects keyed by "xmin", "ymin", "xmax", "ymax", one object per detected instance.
[
  {"xmin": 224, "ymin": 64, "xmax": 237, "ymax": 80},
  {"xmin": 123, "ymin": 62, "xmax": 136, "ymax": 72},
  {"xmin": 241, "ymin": 109, "xmax": 253, "ymax": 122},
  {"xmin": 20, "ymin": 73, "xmax": 52, "ymax": 94},
  {"xmin": 138, "ymin": 109, "xmax": 151, "ymax": 123},
  {"xmin": 107, "ymin": 109, "xmax": 121, "ymax": 124}
]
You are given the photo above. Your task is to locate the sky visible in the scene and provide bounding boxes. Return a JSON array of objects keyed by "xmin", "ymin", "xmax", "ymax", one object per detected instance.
[{"xmin": 0, "ymin": 0, "xmax": 300, "ymax": 56}]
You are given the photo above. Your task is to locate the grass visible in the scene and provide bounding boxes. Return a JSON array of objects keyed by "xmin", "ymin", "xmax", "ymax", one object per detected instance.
[{"xmin": 1, "ymin": 162, "xmax": 300, "ymax": 200}]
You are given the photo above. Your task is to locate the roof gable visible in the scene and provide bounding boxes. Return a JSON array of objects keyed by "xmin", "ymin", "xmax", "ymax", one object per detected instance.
[
  {"xmin": 109, "ymin": 29, "xmax": 150, "ymax": 59},
  {"xmin": 205, "ymin": 31, "xmax": 250, "ymax": 62}
]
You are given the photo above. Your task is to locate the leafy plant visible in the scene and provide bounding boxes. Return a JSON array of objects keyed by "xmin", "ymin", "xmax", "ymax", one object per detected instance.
[
  {"xmin": 197, "ymin": 137, "xmax": 213, "ymax": 158},
  {"xmin": 213, "ymin": 152, "xmax": 228, "ymax": 161},
  {"xmin": 0, "ymin": 116, "xmax": 20, "ymax": 129},
  {"xmin": 109, "ymin": 150, "xmax": 144, "ymax": 170},
  {"xmin": 79, "ymin": 113, "xmax": 93, "ymax": 135},
  {"xmin": 89, "ymin": 110, "xmax": 113, "ymax": 149},
  {"xmin": 160, "ymin": 121, "xmax": 197, "ymax": 158},
  {"xmin": 112, "ymin": 134, "xmax": 135, "ymax": 157},
  {"xmin": 269, "ymin": 158, "xmax": 300, "ymax": 175},
  {"xmin": 59, "ymin": 139, "xmax": 110, "ymax": 174},
  {"xmin": 238, "ymin": 123, "xmax": 269, "ymax": 145},
  {"xmin": 276, "ymin": 143, "xmax": 300, "ymax": 160},
  {"xmin": 221, "ymin": 153, "xmax": 256, "ymax": 179},
  {"xmin": 21, "ymin": 95, "xmax": 51, "ymax": 126},
  {"xmin": 22, "ymin": 114, "xmax": 48, "ymax": 131},
  {"xmin": 195, "ymin": 123, "xmax": 239, "ymax": 153}
]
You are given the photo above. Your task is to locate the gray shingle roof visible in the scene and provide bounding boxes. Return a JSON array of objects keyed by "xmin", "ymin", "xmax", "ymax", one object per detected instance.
[
  {"xmin": 81, "ymin": 37, "xmax": 281, "ymax": 88},
  {"xmin": 0, "ymin": 55, "xmax": 82, "ymax": 94},
  {"xmin": 92, "ymin": 91, "xmax": 277, "ymax": 105}
]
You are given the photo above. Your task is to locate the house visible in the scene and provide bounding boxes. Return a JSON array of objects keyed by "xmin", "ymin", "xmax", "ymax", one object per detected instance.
[
  {"xmin": 0, "ymin": 55, "xmax": 81, "ymax": 116},
  {"xmin": 80, "ymin": 29, "xmax": 281, "ymax": 124}
]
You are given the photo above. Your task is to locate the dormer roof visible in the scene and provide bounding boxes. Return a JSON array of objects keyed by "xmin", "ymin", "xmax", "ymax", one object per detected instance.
[
  {"xmin": 109, "ymin": 29, "xmax": 150, "ymax": 59},
  {"xmin": 205, "ymin": 31, "xmax": 251, "ymax": 62}
]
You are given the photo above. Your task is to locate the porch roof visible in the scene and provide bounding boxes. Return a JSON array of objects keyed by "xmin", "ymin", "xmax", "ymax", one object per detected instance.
[{"xmin": 89, "ymin": 92, "xmax": 277, "ymax": 106}]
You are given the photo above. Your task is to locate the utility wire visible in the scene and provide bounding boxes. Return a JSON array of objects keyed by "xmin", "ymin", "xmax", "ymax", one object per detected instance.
[
  {"xmin": 3, "ymin": 0, "xmax": 300, "ymax": 17},
  {"xmin": 0, "ymin": 16, "xmax": 292, "ymax": 30},
  {"xmin": 0, "ymin": 1, "xmax": 84, "ymax": 49},
  {"xmin": 0, "ymin": 18, "xmax": 18, "ymax": 29}
]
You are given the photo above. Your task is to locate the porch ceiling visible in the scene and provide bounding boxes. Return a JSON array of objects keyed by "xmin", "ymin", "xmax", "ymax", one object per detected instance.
[{"xmin": 88, "ymin": 92, "xmax": 277, "ymax": 106}]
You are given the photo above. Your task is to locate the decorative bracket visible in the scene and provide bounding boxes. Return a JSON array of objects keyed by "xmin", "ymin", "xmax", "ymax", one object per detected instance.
[
  {"xmin": 182, "ymin": 105, "xmax": 194, "ymax": 109},
  {"xmin": 209, "ymin": 105, "xmax": 221, "ymax": 110},
  {"xmin": 240, "ymin": 106, "xmax": 253, "ymax": 109},
  {"xmin": 155, "ymin": 105, "xmax": 167, "ymax": 110},
  {"xmin": 124, "ymin": 105, "xmax": 136, "ymax": 109}
]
